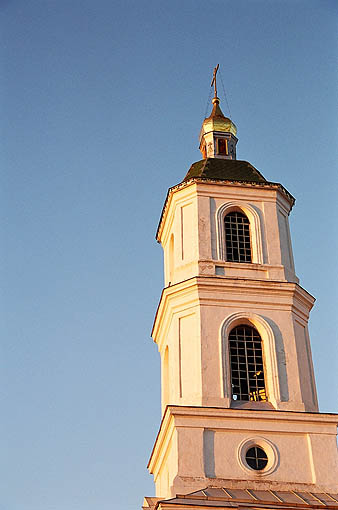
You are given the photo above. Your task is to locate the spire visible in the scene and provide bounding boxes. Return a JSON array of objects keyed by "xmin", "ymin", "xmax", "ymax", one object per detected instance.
[
  {"xmin": 199, "ymin": 65, "xmax": 238, "ymax": 160},
  {"xmin": 210, "ymin": 64, "xmax": 226, "ymax": 117},
  {"xmin": 211, "ymin": 63, "xmax": 219, "ymax": 99},
  {"xmin": 209, "ymin": 96, "xmax": 226, "ymax": 119}
]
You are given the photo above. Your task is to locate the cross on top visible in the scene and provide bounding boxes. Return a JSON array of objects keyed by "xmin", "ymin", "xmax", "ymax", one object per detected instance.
[{"xmin": 211, "ymin": 64, "xmax": 219, "ymax": 98}]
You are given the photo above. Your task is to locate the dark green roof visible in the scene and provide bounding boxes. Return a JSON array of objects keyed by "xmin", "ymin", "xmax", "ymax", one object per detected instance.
[
  {"xmin": 155, "ymin": 158, "xmax": 295, "ymax": 241},
  {"xmin": 183, "ymin": 158, "xmax": 267, "ymax": 183}
]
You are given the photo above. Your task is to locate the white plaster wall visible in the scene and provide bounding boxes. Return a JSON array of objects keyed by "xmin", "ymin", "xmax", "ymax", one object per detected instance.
[
  {"xmin": 161, "ymin": 185, "xmax": 199, "ymax": 287},
  {"xmin": 213, "ymin": 431, "xmax": 312, "ymax": 482},
  {"xmin": 158, "ymin": 302, "xmax": 202, "ymax": 412},
  {"xmin": 149, "ymin": 408, "xmax": 338, "ymax": 498},
  {"xmin": 200, "ymin": 301, "xmax": 307, "ymax": 410},
  {"xmin": 154, "ymin": 278, "xmax": 317, "ymax": 414},
  {"xmin": 153, "ymin": 427, "xmax": 179, "ymax": 498},
  {"xmin": 159, "ymin": 181, "xmax": 298, "ymax": 285},
  {"xmin": 293, "ymin": 319, "xmax": 318, "ymax": 410}
]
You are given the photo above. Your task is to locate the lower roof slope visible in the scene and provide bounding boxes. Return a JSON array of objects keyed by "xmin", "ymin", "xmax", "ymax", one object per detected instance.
[
  {"xmin": 156, "ymin": 158, "xmax": 295, "ymax": 242},
  {"xmin": 183, "ymin": 158, "xmax": 267, "ymax": 183},
  {"xmin": 154, "ymin": 488, "xmax": 338, "ymax": 510}
]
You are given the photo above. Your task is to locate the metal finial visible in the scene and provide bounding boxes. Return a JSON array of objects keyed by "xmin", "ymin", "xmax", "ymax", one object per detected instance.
[{"xmin": 211, "ymin": 64, "xmax": 219, "ymax": 99}]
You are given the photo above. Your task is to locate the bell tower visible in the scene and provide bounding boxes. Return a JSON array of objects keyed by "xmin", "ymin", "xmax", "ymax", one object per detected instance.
[{"xmin": 144, "ymin": 68, "xmax": 338, "ymax": 510}]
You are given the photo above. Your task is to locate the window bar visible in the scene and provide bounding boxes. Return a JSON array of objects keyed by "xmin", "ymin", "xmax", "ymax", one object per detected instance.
[
  {"xmin": 229, "ymin": 325, "xmax": 267, "ymax": 402},
  {"xmin": 224, "ymin": 212, "xmax": 251, "ymax": 263}
]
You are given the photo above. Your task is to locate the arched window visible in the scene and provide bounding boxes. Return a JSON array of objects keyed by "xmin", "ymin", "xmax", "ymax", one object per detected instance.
[
  {"xmin": 229, "ymin": 325, "xmax": 267, "ymax": 402},
  {"xmin": 224, "ymin": 211, "xmax": 251, "ymax": 263}
]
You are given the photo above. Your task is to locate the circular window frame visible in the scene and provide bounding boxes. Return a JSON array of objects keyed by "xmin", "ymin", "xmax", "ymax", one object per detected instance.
[{"xmin": 238, "ymin": 437, "xmax": 279, "ymax": 476}]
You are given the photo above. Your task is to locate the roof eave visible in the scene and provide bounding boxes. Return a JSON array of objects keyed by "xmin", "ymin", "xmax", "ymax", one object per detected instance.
[{"xmin": 155, "ymin": 178, "xmax": 295, "ymax": 243}]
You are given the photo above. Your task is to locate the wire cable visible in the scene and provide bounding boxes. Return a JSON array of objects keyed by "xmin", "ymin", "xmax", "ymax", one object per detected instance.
[
  {"xmin": 219, "ymin": 70, "xmax": 232, "ymax": 120},
  {"xmin": 203, "ymin": 86, "xmax": 213, "ymax": 119}
]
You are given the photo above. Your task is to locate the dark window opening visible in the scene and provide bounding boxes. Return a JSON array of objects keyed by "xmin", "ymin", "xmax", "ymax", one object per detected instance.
[
  {"xmin": 218, "ymin": 138, "xmax": 228, "ymax": 155},
  {"xmin": 229, "ymin": 325, "xmax": 267, "ymax": 402},
  {"xmin": 245, "ymin": 446, "xmax": 268, "ymax": 470},
  {"xmin": 224, "ymin": 212, "xmax": 251, "ymax": 263}
]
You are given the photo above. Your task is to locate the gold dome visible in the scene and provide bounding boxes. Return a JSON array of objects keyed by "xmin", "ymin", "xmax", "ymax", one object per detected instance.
[{"xmin": 201, "ymin": 97, "xmax": 237, "ymax": 137}]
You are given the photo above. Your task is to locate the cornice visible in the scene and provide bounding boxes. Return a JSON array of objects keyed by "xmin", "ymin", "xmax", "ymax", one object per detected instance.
[
  {"xmin": 156, "ymin": 178, "xmax": 295, "ymax": 243},
  {"xmin": 164, "ymin": 404, "xmax": 338, "ymax": 422},
  {"xmin": 152, "ymin": 277, "xmax": 315, "ymax": 343}
]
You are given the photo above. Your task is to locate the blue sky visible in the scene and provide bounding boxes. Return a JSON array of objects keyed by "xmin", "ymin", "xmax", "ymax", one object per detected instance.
[{"xmin": 1, "ymin": 1, "xmax": 337, "ymax": 510}]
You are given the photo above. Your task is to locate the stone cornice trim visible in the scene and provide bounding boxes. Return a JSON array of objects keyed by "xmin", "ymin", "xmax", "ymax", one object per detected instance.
[
  {"xmin": 156, "ymin": 179, "xmax": 295, "ymax": 243},
  {"xmin": 152, "ymin": 277, "xmax": 315, "ymax": 342},
  {"xmin": 165, "ymin": 404, "xmax": 338, "ymax": 423}
]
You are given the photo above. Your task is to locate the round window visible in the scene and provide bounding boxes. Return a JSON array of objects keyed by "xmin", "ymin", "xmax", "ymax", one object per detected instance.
[{"xmin": 245, "ymin": 446, "xmax": 268, "ymax": 470}]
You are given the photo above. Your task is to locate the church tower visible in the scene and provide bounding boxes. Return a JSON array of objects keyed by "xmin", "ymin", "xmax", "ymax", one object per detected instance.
[{"xmin": 144, "ymin": 67, "xmax": 338, "ymax": 510}]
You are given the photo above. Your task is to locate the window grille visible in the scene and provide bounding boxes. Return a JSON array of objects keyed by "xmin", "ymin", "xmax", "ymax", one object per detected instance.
[
  {"xmin": 224, "ymin": 211, "xmax": 251, "ymax": 263},
  {"xmin": 245, "ymin": 446, "xmax": 268, "ymax": 470},
  {"xmin": 229, "ymin": 325, "xmax": 267, "ymax": 402}
]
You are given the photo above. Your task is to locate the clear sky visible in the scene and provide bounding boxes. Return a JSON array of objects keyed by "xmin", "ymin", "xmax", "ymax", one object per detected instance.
[{"xmin": 1, "ymin": 1, "xmax": 337, "ymax": 510}]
